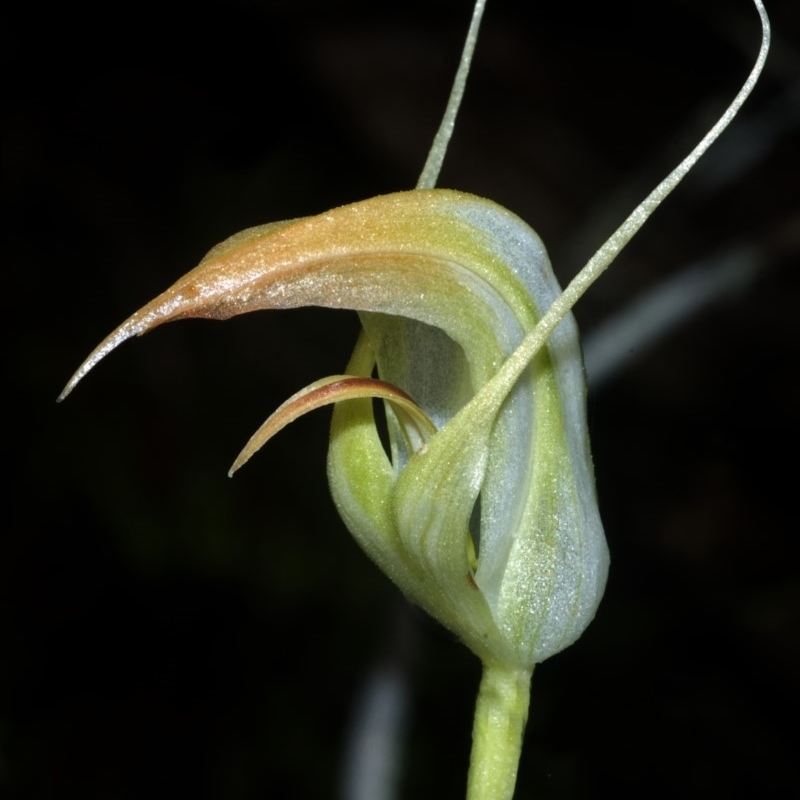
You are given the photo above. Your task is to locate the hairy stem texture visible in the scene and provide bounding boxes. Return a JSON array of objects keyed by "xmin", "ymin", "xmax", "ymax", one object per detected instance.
[{"xmin": 467, "ymin": 664, "xmax": 533, "ymax": 800}]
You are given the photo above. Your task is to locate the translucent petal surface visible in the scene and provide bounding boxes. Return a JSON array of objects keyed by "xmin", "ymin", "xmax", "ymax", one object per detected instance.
[{"xmin": 62, "ymin": 188, "xmax": 608, "ymax": 667}]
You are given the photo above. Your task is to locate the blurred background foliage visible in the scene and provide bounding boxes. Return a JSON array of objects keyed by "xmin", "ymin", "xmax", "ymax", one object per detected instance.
[{"xmin": 3, "ymin": 0, "xmax": 798, "ymax": 797}]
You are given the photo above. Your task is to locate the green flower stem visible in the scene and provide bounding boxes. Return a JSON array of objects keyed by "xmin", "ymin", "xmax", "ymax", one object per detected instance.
[{"xmin": 467, "ymin": 663, "xmax": 533, "ymax": 800}]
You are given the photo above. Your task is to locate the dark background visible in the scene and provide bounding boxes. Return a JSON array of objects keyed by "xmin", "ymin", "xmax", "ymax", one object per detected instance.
[{"xmin": 4, "ymin": 0, "xmax": 798, "ymax": 797}]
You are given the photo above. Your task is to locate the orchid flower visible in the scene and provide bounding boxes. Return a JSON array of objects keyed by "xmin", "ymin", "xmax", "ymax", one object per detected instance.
[{"xmin": 59, "ymin": 1, "xmax": 770, "ymax": 798}]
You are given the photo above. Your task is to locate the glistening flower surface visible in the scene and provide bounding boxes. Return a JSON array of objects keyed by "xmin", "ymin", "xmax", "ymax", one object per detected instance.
[{"xmin": 61, "ymin": 188, "xmax": 608, "ymax": 669}]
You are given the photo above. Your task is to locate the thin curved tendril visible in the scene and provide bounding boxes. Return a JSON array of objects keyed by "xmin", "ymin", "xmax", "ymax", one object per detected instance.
[
  {"xmin": 483, "ymin": 0, "xmax": 771, "ymax": 409},
  {"xmin": 417, "ymin": 0, "xmax": 488, "ymax": 190}
]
